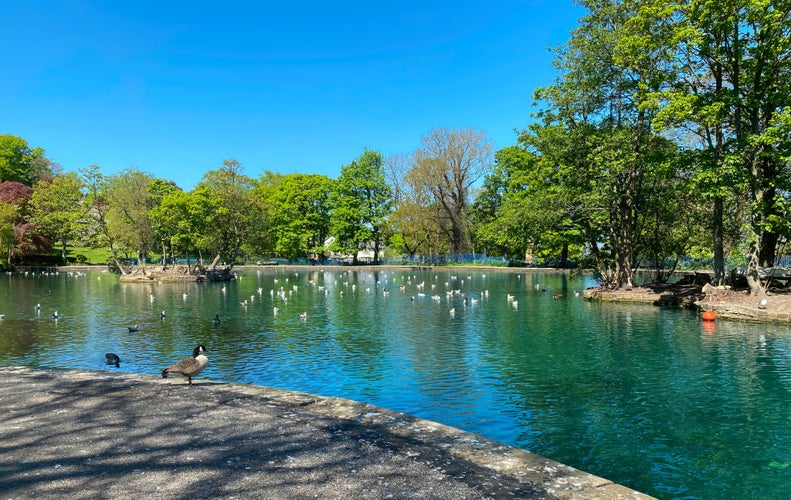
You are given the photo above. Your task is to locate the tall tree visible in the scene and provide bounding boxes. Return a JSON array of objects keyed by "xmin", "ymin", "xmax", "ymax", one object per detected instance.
[
  {"xmin": 409, "ymin": 127, "xmax": 493, "ymax": 254},
  {"xmin": 729, "ymin": 1, "xmax": 791, "ymax": 293},
  {"xmin": 266, "ymin": 174, "xmax": 335, "ymax": 259},
  {"xmin": 29, "ymin": 172, "xmax": 87, "ymax": 264},
  {"xmin": 150, "ymin": 188, "xmax": 214, "ymax": 268},
  {"xmin": 147, "ymin": 178, "xmax": 180, "ymax": 264},
  {"xmin": 105, "ymin": 168, "xmax": 157, "ymax": 265},
  {"xmin": 471, "ymin": 145, "xmax": 538, "ymax": 260},
  {"xmin": 638, "ymin": 0, "xmax": 791, "ymax": 292},
  {"xmin": 80, "ymin": 165, "xmax": 126, "ymax": 273},
  {"xmin": 331, "ymin": 149, "xmax": 393, "ymax": 264},
  {"xmin": 0, "ymin": 134, "xmax": 50, "ymax": 186},
  {"xmin": 196, "ymin": 159, "xmax": 257, "ymax": 268},
  {"xmin": 527, "ymin": 0, "xmax": 683, "ymax": 286}
]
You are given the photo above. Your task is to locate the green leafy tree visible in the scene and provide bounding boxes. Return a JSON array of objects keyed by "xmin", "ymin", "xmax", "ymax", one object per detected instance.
[
  {"xmin": 29, "ymin": 172, "xmax": 87, "ymax": 264},
  {"xmin": 80, "ymin": 165, "xmax": 126, "ymax": 273},
  {"xmin": 639, "ymin": 0, "xmax": 791, "ymax": 293},
  {"xmin": 246, "ymin": 171, "xmax": 284, "ymax": 260},
  {"xmin": 196, "ymin": 159, "xmax": 257, "ymax": 267},
  {"xmin": 639, "ymin": 0, "xmax": 748, "ymax": 284},
  {"xmin": 266, "ymin": 174, "xmax": 335, "ymax": 259},
  {"xmin": 145, "ymin": 178, "xmax": 180, "ymax": 264},
  {"xmin": 105, "ymin": 168, "xmax": 158, "ymax": 265},
  {"xmin": 471, "ymin": 145, "xmax": 537, "ymax": 259},
  {"xmin": 150, "ymin": 188, "xmax": 214, "ymax": 268},
  {"xmin": 525, "ymin": 0, "xmax": 687, "ymax": 286},
  {"xmin": 0, "ymin": 134, "xmax": 51, "ymax": 186},
  {"xmin": 331, "ymin": 149, "xmax": 393, "ymax": 264},
  {"xmin": 0, "ymin": 201, "xmax": 14, "ymax": 267}
]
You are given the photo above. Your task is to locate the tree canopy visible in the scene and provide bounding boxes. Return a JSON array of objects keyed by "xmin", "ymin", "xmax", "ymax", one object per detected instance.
[{"xmin": 0, "ymin": 134, "xmax": 52, "ymax": 186}]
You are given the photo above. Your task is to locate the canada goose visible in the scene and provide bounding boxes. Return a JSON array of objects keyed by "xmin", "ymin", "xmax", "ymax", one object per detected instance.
[
  {"xmin": 105, "ymin": 353, "xmax": 121, "ymax": 368},
  {"xmin": 162, "ymin": 345, "xmax": 208, "ymax": 385}
]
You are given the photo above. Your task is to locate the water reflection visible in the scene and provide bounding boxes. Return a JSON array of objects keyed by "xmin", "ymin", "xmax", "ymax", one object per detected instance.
[{"xmin": 1, "ymin": 268, "xmax": 790, "ymax": 498}]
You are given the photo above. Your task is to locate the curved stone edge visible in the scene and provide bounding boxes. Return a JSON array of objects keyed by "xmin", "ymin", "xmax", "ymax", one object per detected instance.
[
  {"xmin": 2, "ymin": 366, "xmax": 653, "ymax": 499},
  {"xmin": 300, "ymin": 397, "xmax": 653, "ymax": 499}
]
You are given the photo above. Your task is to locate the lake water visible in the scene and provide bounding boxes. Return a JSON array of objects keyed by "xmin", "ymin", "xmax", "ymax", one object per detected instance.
[{"xmin": 1, "ymin": 267, "xmax": 790, "ymax": 499}]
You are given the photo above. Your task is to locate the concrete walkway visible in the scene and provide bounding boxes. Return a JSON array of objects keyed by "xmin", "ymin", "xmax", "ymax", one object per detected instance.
[{"xmin": 0, "ymin": 367, "xmax": 653, "ymax": 499}]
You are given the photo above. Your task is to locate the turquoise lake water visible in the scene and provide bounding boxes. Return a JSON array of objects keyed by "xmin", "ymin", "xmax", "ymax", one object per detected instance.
[{"xmin": 1, "ymin": 267, "xmax": 789, "ymax": 499}]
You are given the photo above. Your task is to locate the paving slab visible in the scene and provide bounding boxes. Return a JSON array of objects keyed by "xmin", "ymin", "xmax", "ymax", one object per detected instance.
[{"xmin": 0, "ymin": 366, "xmax": 654, "ymax": 499}]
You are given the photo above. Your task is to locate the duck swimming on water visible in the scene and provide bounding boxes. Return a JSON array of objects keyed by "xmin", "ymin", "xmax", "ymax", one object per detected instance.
[{"xmin": 105, "ymin": 353, "xmax": 121, "ymax": 368}]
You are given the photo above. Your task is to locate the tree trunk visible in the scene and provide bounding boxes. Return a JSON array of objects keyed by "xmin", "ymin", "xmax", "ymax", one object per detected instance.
[
  {"xmin": 746, "ymin": 155, "xmax": 767, "ymax": 296},
  {"xmin": 210, "ymin": 254, "xmax": 221, "ymax": 269},
  {"xmin": 560, "ymin": 241, "xmax": 569, "ymax": 268},
  {"xmin": 615, "ymin": 129, "xmax": 640, "ymax": 288},
  {"xmin": 746, "ymin": 234, "xmax": 764, "ymax": 295},
  {"xmin": 60, "ymin": 236, "xmax": 68, "ymax": 265},
  {"xmin": 759, "ymin": 217, "xmax": 778, "ymax": 267},
  {"xmin": 712, "ymin": 196, "xmax": 725, "ymax": 285}
]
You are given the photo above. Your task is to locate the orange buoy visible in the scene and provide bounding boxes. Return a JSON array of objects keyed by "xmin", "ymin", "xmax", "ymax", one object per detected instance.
[{"xmin": 702, "ymin": 310, "xmax": 716, "ymax": 321}]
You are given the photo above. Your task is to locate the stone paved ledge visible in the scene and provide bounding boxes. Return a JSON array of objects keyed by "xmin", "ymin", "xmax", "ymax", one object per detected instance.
[{"xmin": 0, "ymin": 366, "xmax": 654, "ymax": 499}]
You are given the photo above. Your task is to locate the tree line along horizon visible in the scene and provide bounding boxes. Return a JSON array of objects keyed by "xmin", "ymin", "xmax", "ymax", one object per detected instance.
[{"xmin": 2, "ymin": 2, "xmax": 790, "ymax": 294}]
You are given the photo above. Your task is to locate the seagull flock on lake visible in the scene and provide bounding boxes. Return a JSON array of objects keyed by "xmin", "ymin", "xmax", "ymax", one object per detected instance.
[{"xmin": 3, "ymin": 268, "xmax": 579, "ymax": 385}]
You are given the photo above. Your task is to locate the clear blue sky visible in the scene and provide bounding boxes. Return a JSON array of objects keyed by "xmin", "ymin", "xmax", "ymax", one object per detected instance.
[{"xmin": 2, "ymin": 1, "xmax": 582, "ymax": 190}]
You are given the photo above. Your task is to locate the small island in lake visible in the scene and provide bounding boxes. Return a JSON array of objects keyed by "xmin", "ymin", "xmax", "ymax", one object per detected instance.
[{"xmin": 118, "ymin": 265, "xmax": 235, "ymax": 282}]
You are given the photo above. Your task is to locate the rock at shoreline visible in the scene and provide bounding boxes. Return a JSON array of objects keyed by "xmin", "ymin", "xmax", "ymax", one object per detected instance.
[
  {"xmin": 584, "ymin": 282, "xmax": 791, "ymax": 323},
  {"xmin": 583, "ymin": 283, "xmax": 704, "ymax": 307}
]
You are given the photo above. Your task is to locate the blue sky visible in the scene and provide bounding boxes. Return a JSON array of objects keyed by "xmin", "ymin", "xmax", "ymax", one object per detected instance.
[{"xmin": 2, "ymin": 1, "xmax": 582, "ymax": 190}]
